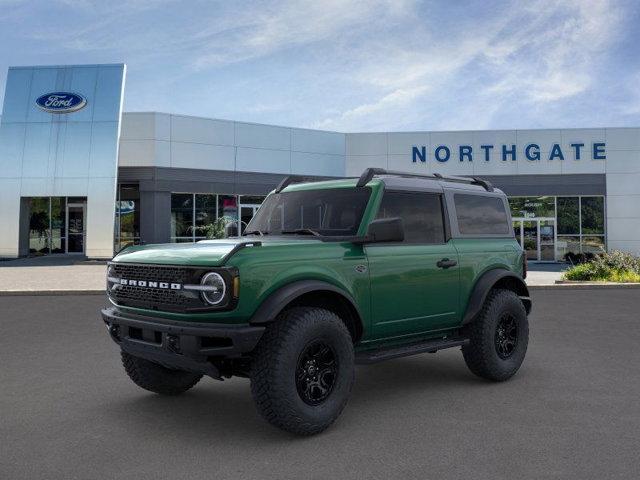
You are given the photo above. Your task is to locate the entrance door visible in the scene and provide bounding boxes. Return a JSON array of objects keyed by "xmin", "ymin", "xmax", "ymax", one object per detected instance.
[
  {"xmin": 239, "ymin": 204, "xmax": 260, "ymax": 234},
  {"xmin": 539, "ymin": 220, "xmax": 555, "ymax": 261},
  {"xmin": 66, "ymin": 203, "xmax": 86, "ymax": 254},
  {"xmin": 513, "ymin": 218, "xmax": 556, "ymax": 261},
  {"xmin": 523, "ymin": 220, "xmax": 538, "ymax": 261}
]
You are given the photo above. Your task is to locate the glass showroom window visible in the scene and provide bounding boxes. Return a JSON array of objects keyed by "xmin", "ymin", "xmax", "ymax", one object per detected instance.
[
  {"xmin": 556, "ymin": 197, "xmax": 580, "ymax": 259},
  {"xmin": 195, "ymin": 194, "xmax": 217, "ymax": 241},
  {"xmin": 580, "ymin": 197, "xmax": 605, "ymax": 254},
  {"xmin": 114, "ymin": 184, "xmax": 140, "ymax": 252},
  {"xmin": 171, "ymin": 193, "xmax": 236, "ymax": 242},
  {"xmin": 557, "ymin": 196, "xmax": 605, "ymax": 257},
  {"xmin": 171, "ymin": 193, "xmax": 195, "ymax": 242},
  {"xmin": 508, "ymin": 196, "xmax": 555, "ymax": 219},
  {"xmin": 238, "ymin": 195, "xmax": 266, "ymax": 235},
  {"xmin": 510, "ymin": 195, "xmax": 606, "ymax": 260},
  {"xmin": 50, "ymin": 197, "xmax": 66, "ymax": 253},
  {"xmin": 28, "ymin": 197, "xmax": 68, "ymax": 255},
  {"xmin": 28, "ymin": 197, "xmax": 53, "ymax": 254}
]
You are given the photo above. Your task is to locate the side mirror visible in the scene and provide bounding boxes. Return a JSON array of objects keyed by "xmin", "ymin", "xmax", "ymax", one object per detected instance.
[{"xmin": 365, "ymin": 217, "xmax": 404, "ymax": 243}]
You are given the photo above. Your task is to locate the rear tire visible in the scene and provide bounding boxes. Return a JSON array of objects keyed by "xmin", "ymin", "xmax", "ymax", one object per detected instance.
[
  {"xmin": 121, "ymin": 352, "xmax": 202, "ymax": 395},
  {"xmin": 250, "ymin": 307, "xmax": 355, "ymax": 435},
  {"xmin": 462, "ymin": 289, "xmax": 529, "ymax": 381}
]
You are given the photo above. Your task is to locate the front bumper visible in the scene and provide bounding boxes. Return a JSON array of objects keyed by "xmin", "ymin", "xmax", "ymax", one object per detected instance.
[{"xmin": 101, "ymin": 307, "xmax": 265, "ymax": 378}]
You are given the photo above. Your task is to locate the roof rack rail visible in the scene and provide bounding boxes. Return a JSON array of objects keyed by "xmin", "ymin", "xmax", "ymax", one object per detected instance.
[
  {"xmin": 275, "ymin": 175, "xmax": 296, "ymax": 193},
  {"xmin": 275, "ymin": 175, "xmax": 311, "ymax": 193},
  {"xmin": 275, "ymin": 175, "xmax": 338, "ymax": 193},
  {"xmin": 356, "ymin": 168, "xmax": 494, "ymax": 192}
]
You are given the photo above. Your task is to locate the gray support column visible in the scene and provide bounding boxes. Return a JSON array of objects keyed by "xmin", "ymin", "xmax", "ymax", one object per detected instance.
[
  {"xmin": 139, "ymin": 189, "xmax": 172, "ymax": 245},
  {"xmin": 18, "ymin": 197, "xmax": 31, "ymax": 256}
]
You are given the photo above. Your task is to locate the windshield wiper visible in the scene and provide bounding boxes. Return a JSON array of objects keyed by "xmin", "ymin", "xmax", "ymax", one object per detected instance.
[
  {"xmin": 243, "ymin": 229, "xmax": 267, "ymax": 236},
  {"xmin": 281, "ymin": 228, "xmax": 322, "ymax": 237}
]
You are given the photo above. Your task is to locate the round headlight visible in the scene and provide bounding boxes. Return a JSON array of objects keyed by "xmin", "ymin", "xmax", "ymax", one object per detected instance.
[{"xmin": 200, "ymin": 272, "xmax": 226, "ymax": 305}]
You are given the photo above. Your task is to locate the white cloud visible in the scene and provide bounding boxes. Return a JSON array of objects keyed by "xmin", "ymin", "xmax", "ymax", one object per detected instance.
[
  {"xmin": 314, "ymin": 0, "xmax": 625, "ymax": 130},
  {"xmin": 191, "ymin": 0, "xmax": 414, "ymax": 69},
  {"xmin": 313, "ymin": 85, "xmax": 429, "ymax": 130},
  {"xmin": 482, "ymin": 0, "xmax": 621, "ymax": 103},
  {"xmin": 617, "ymin": 71, "xmax": 640, "ymax": 116}
]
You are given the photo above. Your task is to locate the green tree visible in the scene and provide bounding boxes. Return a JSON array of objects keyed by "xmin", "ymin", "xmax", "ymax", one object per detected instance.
[{"xmin": 191, "ymin": 216, "xmax": 235, "ymax": 239}]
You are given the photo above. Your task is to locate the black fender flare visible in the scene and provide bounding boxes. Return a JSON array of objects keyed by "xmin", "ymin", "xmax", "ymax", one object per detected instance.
[
  {"xmin": 249, "ymin": 279, "xmax": 363, "ymax": 327},
  {"xmin": 462, "ymin": 269, "xmax": 531, "ymax": 324}
]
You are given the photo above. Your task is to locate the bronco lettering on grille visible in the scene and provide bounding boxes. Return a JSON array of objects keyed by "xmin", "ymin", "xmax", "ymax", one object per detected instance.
[{"xmin": 117, "ymin": 278, "xmax": 182, "ymax": 290}]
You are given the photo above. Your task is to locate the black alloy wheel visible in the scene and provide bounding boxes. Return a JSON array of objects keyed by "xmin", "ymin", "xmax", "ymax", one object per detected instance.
[
  {"xmin": 495, "ymin": 313, "xmax": 518, "ymax": 359},
  {"xmin": 295, "ymin": 341, "xmax": 338, "ymax": 405}
]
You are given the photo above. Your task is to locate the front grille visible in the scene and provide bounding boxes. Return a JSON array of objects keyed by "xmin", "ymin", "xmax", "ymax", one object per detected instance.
[
  {"xmin": 110, "ymin": 264, "xmax": 190, "ymax": 284},
  {"xmin": 108, "ymin": 263, "xmax": 204, "ymax": 312},
  {"xmin": 112, "ymin": 284, "xmax": 189, "ymax": 308},
  {"xmin": 107, "ymin": 262, "xmax": 237, "ymax": 313}
]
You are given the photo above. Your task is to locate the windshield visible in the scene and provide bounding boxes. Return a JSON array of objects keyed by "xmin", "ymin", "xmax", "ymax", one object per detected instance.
[{"xmin": 244, "ymin": 187, "xmax": 371, "ymax": 237}]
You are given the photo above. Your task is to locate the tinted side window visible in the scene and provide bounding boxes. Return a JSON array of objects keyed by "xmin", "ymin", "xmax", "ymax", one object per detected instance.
[
  {"xmin": 375, "ymin": 191, "xmax": 445, "ymax": 244},
  {"xmin": 454, "ymin": 194, "xmax": 510, "ymax": 235}
]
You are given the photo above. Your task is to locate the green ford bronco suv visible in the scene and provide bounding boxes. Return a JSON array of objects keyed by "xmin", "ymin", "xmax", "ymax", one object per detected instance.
[{"xmin": 102, "ymin": 168, "xmax": 531, "ymax": 435}]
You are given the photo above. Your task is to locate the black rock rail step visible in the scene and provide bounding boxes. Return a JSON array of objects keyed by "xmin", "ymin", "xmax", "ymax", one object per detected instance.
[{"xmin": 355, "ymin": 337, "xmax": 469, "ymax": 364}]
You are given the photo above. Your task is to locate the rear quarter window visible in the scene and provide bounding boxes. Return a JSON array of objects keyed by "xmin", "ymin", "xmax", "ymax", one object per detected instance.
[{"xmin": 454, "ymin": 194, "xmax": 510, "ymax": 235}]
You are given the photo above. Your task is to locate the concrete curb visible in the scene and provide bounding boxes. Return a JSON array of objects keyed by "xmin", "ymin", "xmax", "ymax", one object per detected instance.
[
  {"xmin": 0, "ymin": 290, "xmax": 105, "ymax": 296},
  {"xmin": 529, "ymin": 282, "xmax": 640, "ymax": 290}
]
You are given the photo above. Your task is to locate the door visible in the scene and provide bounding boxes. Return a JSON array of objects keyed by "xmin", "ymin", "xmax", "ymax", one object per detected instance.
[
  {"xmin": 66, "ymin": 203, "xmax": 85, "ymax": 254},
  {"xmin": 513, "ymin": 218, "xmax": 556, "ymax": 261},
  {"xmin": 513, "ymin": 220, "xmax": 523, "ymax": 248},
  {"xmin": 539, "ymin": 219, "xmax": 556, "ymax": 261},
  {"xmin": 239, "ymin": 204, "xmax": 260, "ymax": 234},
  {"xmin": 522, "ymin": 220, "xmax": 538, "ymax": 261},
  {"xmin": 365, "ymin": 191, "xmax": 459, "ymax": 339}
]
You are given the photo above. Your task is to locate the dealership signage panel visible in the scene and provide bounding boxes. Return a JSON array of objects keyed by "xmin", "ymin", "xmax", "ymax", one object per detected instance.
[
  {"xmin": 411, "ymin": 143, "xmax": 606, "ymax": 163},
  {"xmin": 35, "ymin": 92, "xmax": 87, "ymax": 114}
]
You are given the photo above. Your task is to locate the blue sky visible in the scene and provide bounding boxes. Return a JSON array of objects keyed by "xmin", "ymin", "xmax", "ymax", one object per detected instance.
[{"xmin": 0, "ymin": 0, "xmax": 639, "ymax": 131}]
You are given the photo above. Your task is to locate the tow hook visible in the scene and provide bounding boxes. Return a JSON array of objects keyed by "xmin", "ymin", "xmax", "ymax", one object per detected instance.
[
  {"xmin": 107, "ymin": 323, "xmax": 121, "ymax": 342},
  {"xmin": 166, "ymin": 334, "xmax": 181, "ymax": 353}
]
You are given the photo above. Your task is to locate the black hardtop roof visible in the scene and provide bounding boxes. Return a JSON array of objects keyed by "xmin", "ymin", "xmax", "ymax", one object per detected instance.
[
  {"xmin": 355, "ymin": 168, "xmax": 494, "ymax": 191},
  {"xmin": 276, "ymin": 168, "xmax": 501, "ymax": 195}
]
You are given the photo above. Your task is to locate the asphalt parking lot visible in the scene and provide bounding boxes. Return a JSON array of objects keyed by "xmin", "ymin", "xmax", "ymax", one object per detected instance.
[{"xmin": 1, "ymin": 289, "xmax": 639, "ymax": 480}]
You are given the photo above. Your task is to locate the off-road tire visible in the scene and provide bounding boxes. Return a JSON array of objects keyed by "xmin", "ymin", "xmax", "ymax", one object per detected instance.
[
  {"xmin": 462, "ymin": 288, "xmax": 528, "ymax": 381},
  {"xmin": 121, "ymin": 352, "xmax": 202, "ymax": 395},
  {"xmin": 250, "ymin": 307, "xmax": 355, "ymax": 435}
]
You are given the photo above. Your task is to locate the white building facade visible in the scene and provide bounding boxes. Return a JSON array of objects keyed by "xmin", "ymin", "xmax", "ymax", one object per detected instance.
[{"xmin": 1, "ymin": 64, "xmax": 639, "ymax": 261}]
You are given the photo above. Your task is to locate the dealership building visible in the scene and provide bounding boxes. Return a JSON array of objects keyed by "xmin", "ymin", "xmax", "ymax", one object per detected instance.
[{"xmin": 1, "ymin": 63, "xmax": 639, "ymax": 261}]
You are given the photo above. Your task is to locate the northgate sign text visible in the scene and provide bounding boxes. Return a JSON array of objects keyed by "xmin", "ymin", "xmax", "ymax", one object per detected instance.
[{"xmin": 412, "ymin": 142, "xmax": 606, "ymax": 163}]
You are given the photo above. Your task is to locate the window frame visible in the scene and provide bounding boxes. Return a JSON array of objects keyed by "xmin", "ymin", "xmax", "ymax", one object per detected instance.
[{"xmin": 371, "ymin": 188, "xmax": 449, "ymax": 246}]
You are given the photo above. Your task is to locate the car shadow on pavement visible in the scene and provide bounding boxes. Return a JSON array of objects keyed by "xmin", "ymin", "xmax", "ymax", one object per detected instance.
[
  {"xmin": 350, "ymin": 353, "xmax": 489, "ymax": 402},
  {"xmin": 97, "ymin": 350, "xmax": 484, "ymax": 440},
  {"xmin": 99, "ymin": 381, "xmax": 286, "ymax": 440}
]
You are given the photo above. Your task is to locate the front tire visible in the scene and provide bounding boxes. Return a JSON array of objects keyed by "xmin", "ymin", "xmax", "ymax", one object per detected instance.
[
  {"xmin": 250, "ymin": 307, "xmax": 355, "ymax": 435},
  {"xmin": 121, "ymin": 352, "xmax": 202, "ymax": 395},
  {"xmin": 462, "ymin": 289, "xmax": 529, "ymax": 381}
]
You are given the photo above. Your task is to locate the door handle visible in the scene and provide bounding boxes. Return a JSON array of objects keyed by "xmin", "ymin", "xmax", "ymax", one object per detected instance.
[{"xmin": 437, "ymin": 258, "xmax": 457, "ymax": 269}]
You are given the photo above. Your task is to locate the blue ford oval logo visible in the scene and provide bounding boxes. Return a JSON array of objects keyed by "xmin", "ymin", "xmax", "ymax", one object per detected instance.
[{"xmin": 35, "ymin": 92, "xmax": 87, "ymax": 114}]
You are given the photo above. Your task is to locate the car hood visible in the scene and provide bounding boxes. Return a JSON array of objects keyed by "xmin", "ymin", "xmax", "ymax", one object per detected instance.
[{"xmin": 112, "ymin": 237, "xmax": 321, "ymax": 266}]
